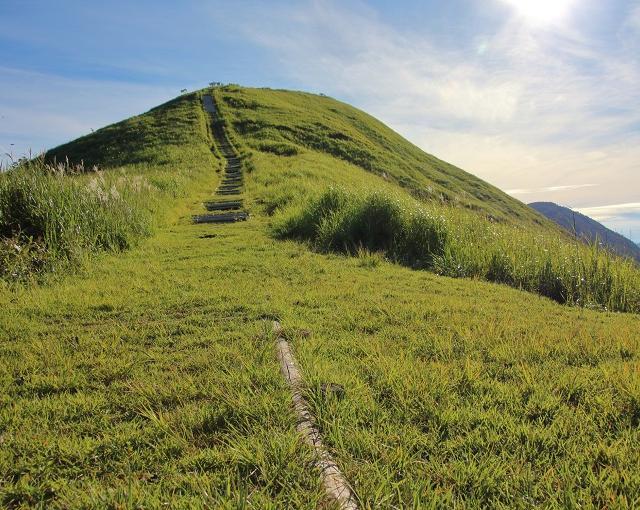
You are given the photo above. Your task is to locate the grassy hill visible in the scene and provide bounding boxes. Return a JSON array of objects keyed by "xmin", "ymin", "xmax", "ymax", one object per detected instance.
[
  {"xmin": 45, "ymin": 86, "xmax": 544, "ymax": 225},
  {"xmin": 42, "ymin": 86, "xmax": 640, "ymax": 312},
  {"xmin": 1, "ymin": 86, "xmax": 639, "ymax": 507}
]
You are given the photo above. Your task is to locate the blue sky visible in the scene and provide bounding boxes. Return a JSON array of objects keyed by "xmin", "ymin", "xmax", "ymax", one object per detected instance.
[{"xmin": 1, "ymin": 0, "xmax": 639, "ymax": 241}]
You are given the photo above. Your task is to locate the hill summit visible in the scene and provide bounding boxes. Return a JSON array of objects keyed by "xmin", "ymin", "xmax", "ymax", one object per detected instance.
[{"xmin": 46, "ymin": 86, "xmax": 543, "ymax": 226}]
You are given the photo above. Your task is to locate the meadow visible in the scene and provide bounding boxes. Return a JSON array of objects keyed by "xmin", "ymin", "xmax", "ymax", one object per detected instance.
[
  {"xmin": 0, "ymin": 158, "xmax": 153, "ymax": 283},
  {"xmin": 0, "ymin": 92, "xmax": 217, "ymax": 285},
  {"xmin": 273, "ymin": 187, "xmax": 640, "ymax": 313},
  {"xmin": 0, "ymin": 86, "xmax": 639, "ymax": 507}
]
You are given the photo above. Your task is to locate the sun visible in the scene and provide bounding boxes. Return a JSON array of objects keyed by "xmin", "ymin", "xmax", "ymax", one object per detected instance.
[{"xmin": 501, "ymin": 0, "xmax": 577, "ymax": 25}]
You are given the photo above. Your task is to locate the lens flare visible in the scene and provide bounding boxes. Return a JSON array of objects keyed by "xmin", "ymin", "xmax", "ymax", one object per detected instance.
[{"xmin": 502, "ymin": 0, "xmax": 577, "ymax": 25}]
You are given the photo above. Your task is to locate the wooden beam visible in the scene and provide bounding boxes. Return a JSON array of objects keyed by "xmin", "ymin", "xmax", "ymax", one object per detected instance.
[{"xmin": 273, "ymin": 321, "xmax": 359, "ymax": 510}]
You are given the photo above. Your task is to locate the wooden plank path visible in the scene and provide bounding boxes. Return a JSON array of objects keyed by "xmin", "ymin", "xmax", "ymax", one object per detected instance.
[
  {"xmin": 194, "ymin": 94, "xmax": 248, "ymax": 224},
  {"xmin": 273, "ymin": 322, "xmax": 359, "ymax": 510}
]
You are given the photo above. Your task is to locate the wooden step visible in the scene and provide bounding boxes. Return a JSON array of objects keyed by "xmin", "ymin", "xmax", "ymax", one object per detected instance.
[
  {"xmin": 193, "ymin": 211, "xmax": 248, "ymax": 224},
  {"xmin": 204, "ymin": 200, "xmax": 243, "ymax": 211}
]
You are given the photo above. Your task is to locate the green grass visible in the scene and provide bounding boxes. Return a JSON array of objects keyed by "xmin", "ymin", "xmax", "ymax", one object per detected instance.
[
  {"xmin": 45, "ymin": 94, "xmax": 213, "ymax": 172},
  {"xmin": 273, "ymin": 187, "xmax": 448, "ymax": 268},
  {"xmin": 0, "ymin": 219, "xmax": 326, "ymax": 508},
  {"xmin": 44, "ymin": 91, "xmax": 222, "ymax": 216},
  {"xmin": 0, "ymin": 159, "xmax": 153, "ymax": 282},
  {"xmin": 0, "ymin": 85, "xmax": 638, "ymax": 507},
  {"xmin": 0, "ymin": 92, "xmax": 219, "ymax": 284},
  {"xmin": 289, "ymin": 262, "xmax": 640, "ymax": 508},
  {"xmin": 273, "ymin": 187, "xmax": 640, "ymax": 313},
  {"xmin": 215, "ymin": 86, "xmax": 547, "ymax": 224},
  {"xmin": 1, "ymin": 212, "xmax": 638, "ymax": 508}
]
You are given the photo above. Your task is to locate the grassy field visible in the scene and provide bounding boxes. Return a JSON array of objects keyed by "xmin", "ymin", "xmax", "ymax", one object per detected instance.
[
  {"xmin": 0, "ymin": 92, "xmax": 218, "ymax": 285},
  {"xmin": 1, "ymin": 86, "xmax": 639, "ymax": 507},
  {"xmin": 273, "ymin": 187, "xmax": 640, "ymax": 313}
]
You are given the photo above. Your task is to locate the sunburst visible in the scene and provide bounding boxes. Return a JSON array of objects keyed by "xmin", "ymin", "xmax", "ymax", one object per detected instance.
[{"xmin": 502, "ymin": 0, "xmax": 577, "ymax": 25}]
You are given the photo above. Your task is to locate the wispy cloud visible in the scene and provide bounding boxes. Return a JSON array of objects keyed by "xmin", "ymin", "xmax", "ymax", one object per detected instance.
[
  {"xmin": 218, "ymin": 0, "xmax": 639, "ymax": 211},
  {"xmin": 577, "ymin": 202, "xmax": 640, "ymax": 242},
  {"xmin": 577, "ymin": 202, "xmax": 640, "ymax": 221},
  {"xmin": 507, "ymin": 184, "xmax": 598, "ymax": 195}
]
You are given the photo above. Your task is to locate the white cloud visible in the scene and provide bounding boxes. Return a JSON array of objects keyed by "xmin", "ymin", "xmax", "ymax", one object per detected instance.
[
  {"xmin": 218, "ymin": 0, "xmax": 639, "ymax": 212},
  {"xmin": 507, "ymin": 184, "xmax": 597, "ymax": 195},
  {"xmin": 0, "ymin": 66, "xmax": 179, "ymax": 162},
  {"xmin": 577, "ymin": 202, "xmax": 640, "ymax": 222},
  {"xmin": 576, "ymin": 202, "xmax": 640, "ymax": 242},
  {"xmin": 436, "ymin": 78, "xmax": 522, "ymax": 123}
]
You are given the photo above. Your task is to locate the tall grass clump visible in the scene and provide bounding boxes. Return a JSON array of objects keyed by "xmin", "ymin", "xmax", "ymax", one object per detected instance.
[
  {"xmin": 273, "ymin": 187, "xmax": 448, "ymax": 269},
  {"xmin": 435, "ymin": 214, "xmax": 640, "ymax": 313},
  {"xmin": 0, "ymin": 158, "xmax": 153, "ymax": 282},
  {"xmin": 274, "ymin": 187, "xmax": 640, "ymax": 313}
]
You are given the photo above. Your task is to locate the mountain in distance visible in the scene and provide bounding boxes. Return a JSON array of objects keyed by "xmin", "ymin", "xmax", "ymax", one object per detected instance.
[{"xmin": 529, "ymin": 201, "xmax": 640, "ymax": 263}]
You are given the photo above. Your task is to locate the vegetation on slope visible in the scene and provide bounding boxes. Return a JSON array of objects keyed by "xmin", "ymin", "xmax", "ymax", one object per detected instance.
[
  {"xmin": 217, "ymin": 87, "xmax": 640, "ymax": 313},
  {"xmin": 0, "ymin": 92, "xmax": 217, "ymax": 283},
  {"xmin": 274, "ymin": 188, "xmax": 640, "ymax": 313},
  {"xmin": 45, "ymin": 95, "xmax": 211, "ymax": 172},
  {"xmin": 215, "ymin": 86, "xmax": 544, "ymax": 224},
  {"xmin": 2, "ymin": 85, "xmax": 639, "ymax": 507},
  {"xmin": 0, "ymin": 159, "xmax": 153, "ymax": 282},
  {"xmin": 42, "ymin": 91, "xmax": 219, "ymax": 200}
]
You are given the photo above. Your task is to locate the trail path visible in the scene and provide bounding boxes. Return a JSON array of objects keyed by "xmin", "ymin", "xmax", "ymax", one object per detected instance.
[
  {"xmin": 196, "ymin": 94, "xmax": 358, "ymax": 507},
  {"xmin": 193, "ymin": 95, "xmax": 248, "ymax": 224}
]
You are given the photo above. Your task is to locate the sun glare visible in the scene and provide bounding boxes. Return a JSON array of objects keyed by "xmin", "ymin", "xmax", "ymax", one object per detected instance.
[{"xmin": 501, "ymin": 0, "xmax": 577, "ymax": 25}]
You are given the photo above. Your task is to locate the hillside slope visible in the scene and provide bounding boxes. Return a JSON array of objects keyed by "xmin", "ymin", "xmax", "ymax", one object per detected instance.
[
  {"xmin": 216, "ymin": 86, "xmax": 545, "ymax": 224},
  {"xmin": 530, "ymin": 201, "xmax": 640, "ymax": 263},
  {"xmin": 46, "ymin": 94, "xmax": 211, "ymax": 170},
  {"xmin": 46, "ymin": 86, "xmax": 547, "ymax": 227},
  {"xmin": 36, "ymin": 86, "xmax": 640, "ymax": 313},
  {"xmin": 1, "ymin": 86, "xmax": 638, "ymax": 507}
]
